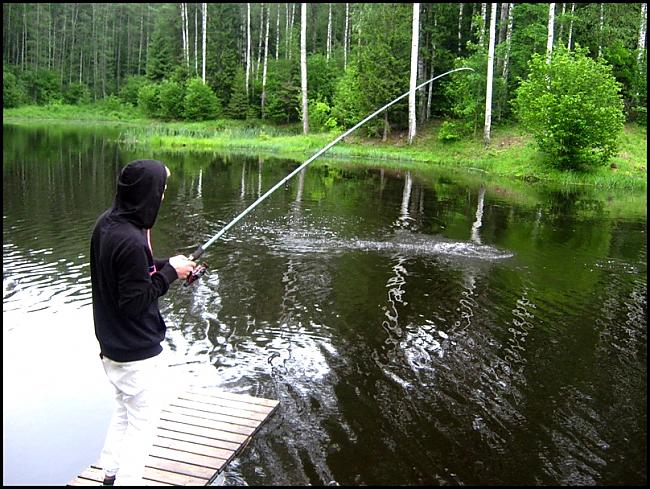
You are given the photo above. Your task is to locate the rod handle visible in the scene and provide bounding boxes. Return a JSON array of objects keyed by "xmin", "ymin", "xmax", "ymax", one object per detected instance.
[{"xmin": 189, "ymin": 245, "xmax": 204, "ymax": 261}]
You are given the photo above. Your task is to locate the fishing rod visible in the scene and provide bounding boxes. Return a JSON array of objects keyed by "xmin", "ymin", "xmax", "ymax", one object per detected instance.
[{"xmin": 184, "ymin": 66, "xmax": 474, "ymax": 286}]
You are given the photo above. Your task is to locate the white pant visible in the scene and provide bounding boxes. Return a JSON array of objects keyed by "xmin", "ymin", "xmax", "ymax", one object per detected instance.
[{"xmin": 98, "ymin": 353, "xmax": 166, "ymax": 486}]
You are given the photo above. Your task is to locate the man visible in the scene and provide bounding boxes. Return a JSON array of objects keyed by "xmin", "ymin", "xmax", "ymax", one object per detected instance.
[{"xmin": 90, "ymin": 159, "xmax": 196, "ymax": 485}]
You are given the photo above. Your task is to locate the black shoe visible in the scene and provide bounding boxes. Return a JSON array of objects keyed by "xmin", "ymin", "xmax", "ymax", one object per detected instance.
[{"xmin": 103, "ymin": 475, "xmax": 116, "ymax": 486}]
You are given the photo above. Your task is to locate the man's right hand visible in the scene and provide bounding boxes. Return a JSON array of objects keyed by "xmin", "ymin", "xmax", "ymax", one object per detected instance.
[{"xmin": 169, "ymin": 255, "xmax": 197, "ymax": 281}]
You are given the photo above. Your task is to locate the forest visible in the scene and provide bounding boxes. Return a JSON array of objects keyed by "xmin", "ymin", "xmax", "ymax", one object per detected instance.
[{"xmin": 3, "ymin": 3, "xmax": 647, "ymax": 153}]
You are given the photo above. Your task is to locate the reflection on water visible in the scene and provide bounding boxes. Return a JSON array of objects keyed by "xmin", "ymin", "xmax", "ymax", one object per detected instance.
[{"xmin": 3, "ymin": 124, "xmax": 647, "ymax": 486}]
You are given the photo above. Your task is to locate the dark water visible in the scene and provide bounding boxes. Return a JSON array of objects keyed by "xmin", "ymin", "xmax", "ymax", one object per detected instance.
[{"xmin": 3, "ymin": 124, "xmax": 646, "ymax": 486}]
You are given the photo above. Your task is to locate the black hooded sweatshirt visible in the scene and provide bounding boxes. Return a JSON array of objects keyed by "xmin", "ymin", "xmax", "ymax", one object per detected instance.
[{"xmin": 90, "ymin": 160, "xmax": 179, "ymax": 362}]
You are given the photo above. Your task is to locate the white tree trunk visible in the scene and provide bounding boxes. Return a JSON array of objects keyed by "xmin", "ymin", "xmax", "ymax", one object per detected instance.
[
  {"xmin": 502, "ymin": 3, "xmax": 514, "ymax": 80},
  {"xmin": 246, "ymin": 3, "xmax": 250, "ymax": 94},
  {"xmin": 458, "ymin": 3, "xmax": 464, "ymax": 52},
  {"xmin": 498, "ymin": 3, "xmax": 509, "ymax": 45},
  {"xmin": 195, "ymin": 5, "xmax": 198, "ymax": 75},
  {"xmin": 256, "ymin": 3, "xmax": 264, "ymax": 79},
  {"xmin": 598, "ymin": 3, "xmax": 604, "ymax": 57},
  {"xmin": 276, "ymin": 4, "xmax": 280, "ymax": 60},
  {"xmin": 567, "ymin": 3, "xmax": 575, "ymax": 50},
  {"xmin": 480, "ymin": 3, "xmax": 487, "ymax": 47},
  {"xmin": 202, "ymin": 3, "xmax": 207, "ymax": 82},
  {"xmin": 262, "ymin": 5, "xmax": 270, "ymax": 118},
  {"xmin": 181, "ymin": 4, "xmax": 187, "ymax": 68},
  {"xmin": 484, "ymin": 3, "xmax": 497, "ymax": 147},
  {"xmin": 546, "ymin": 3, "xmax": 555, "ymax": 64},
  {"xmin": 327, "ymin": 3, "xmax": 332, "ymax": 61},
  {"xmin": 289, "ymin": 3, "xmax": 295, "ymax": 60},
  {"xmin": 344, "ymin": 3, "xmax": 349, "ymax": 69},
  {"xmin": 301, "ymin": 3, "xmax": 309, "ymax": 135},
  {"xmin": 408, "ymin": 3, "xmax": 420, "ymax": 145},
  {"xmin": 637, "ymin": 3, "xmax": 647, "ymax": 68},
  {"xmin": 426, "ymin": 13, "xmax": 437, "ymax": 121}
]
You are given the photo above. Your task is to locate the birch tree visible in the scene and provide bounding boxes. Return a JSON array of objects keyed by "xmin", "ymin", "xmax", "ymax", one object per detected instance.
[
  {"xmin": 261, "ymin": 5, "xmax": 270, "ymax": 118},
  {"xmin": 502, "ymin": 3, "xmax": 514, "ymax": 82},
  {"xmin": 484, "ymin": 3, "xmax": 497, "ymax": 147},
  {"xmin": 567, "ymin": 3, "xmax": 575, "ymax": 50},
  {"xmin": 246, "ymin": 3, "xmax": 251, "ymax": 94},
  {"xmin": 344, "ymin": 3, "xmax": 349, "ymax": 69},
  {"xmin": 637, "ymin": 3, "xmax": 647, "ymax": 69},
  {"xmin": 202, "ymin": 3, "xmax": 206, "ymax": 82},
  {"xmin": 327, "ymin": 3, "xmax": 332, "ymax": 61},
  {"xmin": 479, "ymin": 3, "xmax": 487, "ymax": 47},
  {"xmin": 458, "ymin": 3, "xmax": 464, "ymax": 52},
  {"xmin": 598, "ymin": 3, "xmax": 604, "ymax": 57},
  {"xmin": 546, "ymin": 3, "xmax": 555, "ymax": 64},
  {"xmin": 300, "ymin": 3, "xmax": 309, "ymax": 134},
  {"xmin": 275, "ymin": 4, "xmax": 280, "ymax": 60},
  {"xmin": 408, "ymin": 3, "xmax": 420, "ymax": 145}
]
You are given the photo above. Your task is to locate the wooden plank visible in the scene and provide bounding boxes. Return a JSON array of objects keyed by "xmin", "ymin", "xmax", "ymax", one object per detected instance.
[
  {"xmin": 156, "ymin": 429, "xmax": 240, "ymax": 455},
  {"xmin": 159, "ymin": 410, "xmax": 256, "ymax": 436},
  {"xmin": 186, "ymin": 389, "xmax": 280, "ymax": 408},
  {"xmin": 166, "ymin": 400, "xmax": 266, "ymax": 426},
  {"xmin": 141, "ymin": 466, "xmax": 208, "ymax": 486},
  {"xmin": 149, "ymin": 445, "xmax": 226, "ymax": 470},
  {"xmin": 146, "ymin": 456, "xmax": 215, "ymax": 479},
  {"xmin": 178, "ymin": 392, "xmax": 276, "ymax": 415},
  {"xmin": 152, "ymin": 436, "xmax": 234, "ymax": 460},
  {"xmin": 68, "ymin": 476, "xmax": 101, "ymax": 486},
  {"xmin": 157, "ymin": 419, "xmax": 243, "ymax": 450}
]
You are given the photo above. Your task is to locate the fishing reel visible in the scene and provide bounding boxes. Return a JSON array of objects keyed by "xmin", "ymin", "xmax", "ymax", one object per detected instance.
[{"xmin": 183, "ymin": 262, "xmax": 209, "ymax": 287}]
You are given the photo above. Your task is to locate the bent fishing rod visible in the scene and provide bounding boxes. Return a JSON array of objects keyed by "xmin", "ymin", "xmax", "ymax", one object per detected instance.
[{"xmin": 184, "ymin": 66, "xmax": 474, "ymax": 286}]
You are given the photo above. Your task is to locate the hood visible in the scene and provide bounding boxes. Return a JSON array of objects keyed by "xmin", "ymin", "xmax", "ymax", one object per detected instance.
[{"xmin": 112, "ymin": 160, "xmax": 168, "ymax": 229}]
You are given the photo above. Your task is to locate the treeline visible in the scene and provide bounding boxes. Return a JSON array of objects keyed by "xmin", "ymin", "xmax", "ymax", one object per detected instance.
[{"xmin": 3, "ymin": 3, "xmax": 647, "ymax": 136}]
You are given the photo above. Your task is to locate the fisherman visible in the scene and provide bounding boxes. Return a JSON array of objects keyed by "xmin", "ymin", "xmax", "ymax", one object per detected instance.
[{"xmin": 90, "ymin": 159, "xmax": 196, "ymax": 485}]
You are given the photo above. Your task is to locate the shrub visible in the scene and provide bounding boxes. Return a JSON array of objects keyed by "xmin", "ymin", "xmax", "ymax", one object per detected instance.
[
  {"xmin": 183, "ymin": 77, "xmax": 221, "ymax": 121},
  {"xmin": 3, "ymin": 68, "xmax": 27, "ymax": 108},
  {"xmin": 308, "ymin": 99, "xmax": 338, "ymax": 132},
  {"xmin": 437, "ymin": 121, "xmax": 463, "ymax": 143},
  {"xmin": 330, "ymin": 66, "xmax": 366, "ymax": 129},
  {"xmin": 19, "ymin": 68, "xmax": 62, "ymax": 105},
  {"xmin": 138, "ymin": 82, "xmax": 161, "ymax": 118},
  {"xmin": 63, "ymin": 82, "xmax": 91, "ymax": 105},
  {"xmin": 514, "ymin": 47, "xmax": 625, "ymax": 170},
  {"xmin": 158, "ymin": 79, "xmax": 186, "ymax": 121},
  {"xmin": 119, "ymin": 75, "xmax": 148, "ymax": 106}
]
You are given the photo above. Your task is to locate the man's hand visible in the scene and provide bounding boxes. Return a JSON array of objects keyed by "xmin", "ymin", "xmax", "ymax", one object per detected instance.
[{"xmin": 169, "ymin": 255, "xmax": 197, "ymax": 281}]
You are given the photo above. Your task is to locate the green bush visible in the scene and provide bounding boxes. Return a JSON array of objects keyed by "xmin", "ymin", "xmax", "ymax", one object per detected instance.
[
  {"xmin": 308, "ymin": 99, "xmax": 338, "ymax": 132},
  {"xmin": 63, "ymin": 82, "xmax": 91, "ymax": 105},
  {"xmin": 183, "ymin": 77, "xmax": 221, "ymax": 121},
  {"xmin": 437, "ymin": 121, "xmax": 463, "ymax": 143},
  {"xmin": 19, "ymin": 68, "xmax": 62, "ymax": 105},
  {"xmin": 137, "ymin": 82, "xmax": 161, "ymax": 118},
  {"xmin": 158, "ymin": 79, "xmax": 185, "ymax": 120},
  {"xmin": 3, "ymin": 68, "xmax": 27, "ymax": 108},
  {"xmin": 514, "ymin": 47, "xmax": 625, "ymax": 170},
  {"xmin": 330, "ymin": 66, "xmax": 366, "ymax": 129},
  {"xmin": 119, "ymin": 75, "xmax": 149, "ymax": 106}
]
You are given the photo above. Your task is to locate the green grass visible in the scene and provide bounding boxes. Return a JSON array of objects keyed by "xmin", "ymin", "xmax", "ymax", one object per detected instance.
[{"xmin": 4, "ymin": 103, "xmax": 647, "ymax": 190}]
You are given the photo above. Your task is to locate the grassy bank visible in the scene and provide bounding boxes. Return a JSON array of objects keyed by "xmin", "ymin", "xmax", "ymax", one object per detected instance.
[{"xmin": 4, "ymin": 103, "xmax": 647, "ymax": 190}]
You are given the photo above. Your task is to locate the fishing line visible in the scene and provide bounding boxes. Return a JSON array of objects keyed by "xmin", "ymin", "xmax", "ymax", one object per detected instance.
[{"xmin": 184, "ymin": 67, "xmax": 474, "ymax": 285}]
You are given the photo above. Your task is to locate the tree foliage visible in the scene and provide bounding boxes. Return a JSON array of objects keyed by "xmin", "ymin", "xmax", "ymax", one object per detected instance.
[
  {"xmin": 514, "ymin": 47, "xmax": 625, "ymax": 169},
  {"xmin": 183, "ymin": 78, "xmax": 221, "ymax": 121}
]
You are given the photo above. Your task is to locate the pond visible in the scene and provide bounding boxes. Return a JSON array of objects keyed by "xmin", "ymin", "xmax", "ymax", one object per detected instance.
[{"xmin": 3, "ymin": 123, "xmax": 646, "ymax": 486}]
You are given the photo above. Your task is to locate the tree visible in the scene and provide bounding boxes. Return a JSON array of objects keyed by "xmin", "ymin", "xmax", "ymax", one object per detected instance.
[
  {"xmin": 184, "ymin": 77, "xmax": 221, "ymax": 120},
  {"xmin": 484, "ymin": 3, "xmax": 497, "ymax": 146},
  {"xmin": 408, "ymin": 3, "xmax": 420, "ymax": 144},
  {"xmin": 514, "ymin": 47, "xmax": 625, "ymax": 169},
  {"xmin": 227, "ymin": 68, "xmax": 249, "ymax": 119},
  {"xmin": 546, "ymin": 3, "xmax": 555, "ymax": 64},
  {"xmin": 300, "ymin": 3, "xmax": 309, "ymax": 134}
]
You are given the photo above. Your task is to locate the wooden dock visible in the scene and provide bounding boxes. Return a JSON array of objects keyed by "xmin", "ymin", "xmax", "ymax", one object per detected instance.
[{"xmin": 68, "ymin": 390, "xmax": 279, "ymax": 486}]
